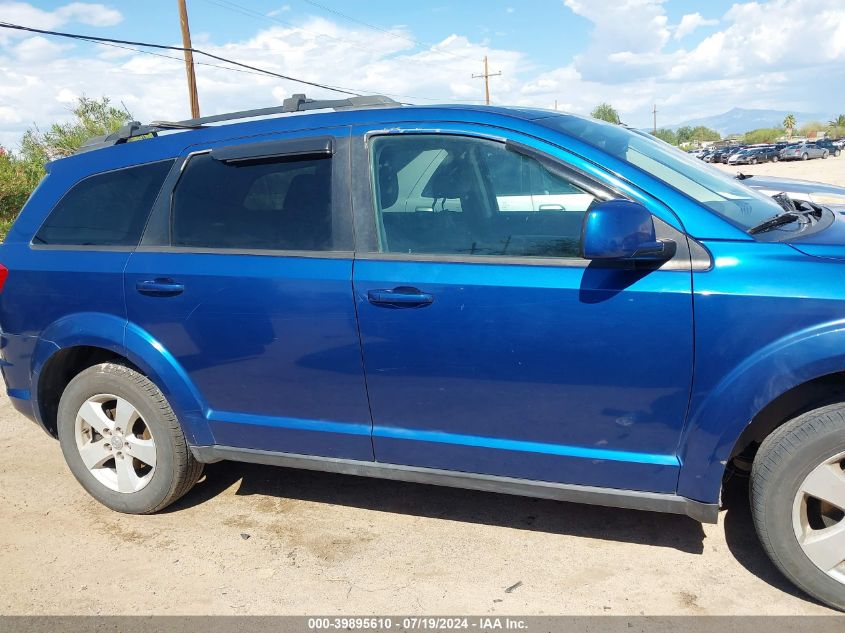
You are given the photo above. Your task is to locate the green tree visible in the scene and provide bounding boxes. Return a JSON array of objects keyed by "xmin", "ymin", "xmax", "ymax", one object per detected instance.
[
  {"xmin": 652, "ymin": 128, "xmax": 678, "ymax": 145},
  {"xmin": 829, "ymin": 114, "xmax": 845, "ymax": 128},
  {"xmin": 689, "ymin": 126, "xmax": 721, "ymax": 142},
  {"xmin": 20, "ymin": 96, "xmax": 132, "ymax": 169},
  {"xmin": 783, "ymin": 113, "xmax": 797, "ymax": 139},
  {"xmin": 798, "ymin": 121, "xmax": 825, "ymax": 137},
  {"xmin": 0, "ymin": 151, "xmax": 43, "ymax": 240},
  {"xmin": 590, "ymin": 103, "xmax": 620, "ymax": 124},
  {"xmin": 1, "ymin": 96, "xmax": 131, "ymax": 241},
  {"xmin": 742, "ymin": 127, "xmax": 785, "ymax": 144}
]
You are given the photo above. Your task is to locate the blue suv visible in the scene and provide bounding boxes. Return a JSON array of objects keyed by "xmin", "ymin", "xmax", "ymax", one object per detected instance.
[{"xmin": 2, "ymin": 95, "xmax": 845, "ymax": 610}]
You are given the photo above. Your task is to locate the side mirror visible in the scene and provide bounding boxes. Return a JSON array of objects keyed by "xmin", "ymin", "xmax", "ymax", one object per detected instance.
[{"xmin": 580, "ymin": 199, "xmax": 676, "ymax": 261}]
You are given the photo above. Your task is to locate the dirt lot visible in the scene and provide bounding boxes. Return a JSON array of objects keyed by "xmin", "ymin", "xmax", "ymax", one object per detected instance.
[
  {"xmin": 0, "ymin": 390, "xmax": 836, "ymax": 615},
  {"xmin": 712, "ymin": 152, "xmax": 845, "ymax": 186},
  {"xmin": 2, "ymin": 155, "xmax": 844, "ymax": 616}
]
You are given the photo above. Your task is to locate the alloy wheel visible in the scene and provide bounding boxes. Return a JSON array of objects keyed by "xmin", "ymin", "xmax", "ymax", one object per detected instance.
[
  {"xmin": 74, "ymin": 394, "xmax": 157, "ymax": 493},
  {"xmin": 792, "ymin": 450, "xmax": 845, "ymax": 585}
]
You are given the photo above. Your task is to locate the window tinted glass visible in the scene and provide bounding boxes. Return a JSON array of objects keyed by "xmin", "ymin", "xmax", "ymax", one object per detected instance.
[
  {"xmin": 172, "ymin": 153, "xmax": 333, "ymax": 251},
  {"xmin": 370, "ymin": 135, "xmax": 597, "ymax": 258},
  {"xmin": 34, "ymin": 160, "xmax": 173, "ymax": 246}
]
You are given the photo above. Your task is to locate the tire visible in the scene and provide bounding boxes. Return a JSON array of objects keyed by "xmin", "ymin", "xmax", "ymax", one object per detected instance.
[
  {"xmin": 772, "ymin": 155, "xmax": 779, "ymax": 163},
  {"xmin": 823, "ymin": 151, "xmax": 829, "ymax": 159},
  {"xmin": 802, "ymin": 153, "xmax": 809, "ymax": 160},
  {"xmin": 751, "ymin": 403, "xmax": 845, "ymax": 611},
  {"xmin": 57, "ymin": 362, "xmax": 203, "ymax": 514},
  {"xmin": 751, "ymin": 158, "xmax": 757, "ymax": 165},
  {"xmin": 836, "ymin": 150, "xmax": 841, "ymax": 157}
]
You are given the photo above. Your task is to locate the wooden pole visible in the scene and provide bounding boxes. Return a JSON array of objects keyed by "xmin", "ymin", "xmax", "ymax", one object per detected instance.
[{"xmin": 178, "ymin": 0, "xmax": 200, "ymax": 118}]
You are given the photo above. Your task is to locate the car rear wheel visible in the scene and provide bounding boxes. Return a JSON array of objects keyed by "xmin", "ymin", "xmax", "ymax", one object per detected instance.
[
  {"xmin": 772, "ymin": 155, "xmax": 779, "ymax": 162},
  {"xmin": 57, "ymin": 362, "xmax": 203, "ymax": 514},
  {"xmin": 751, "ymin": 403, "xmax": 845, "ymax": 611},
  {"xmin": 823, "ymin": 151, "xmax": 829, "ymax": 159},
  {"xmin": 802, "ymin": 153, "xmax": 809, "ymax": 160}
]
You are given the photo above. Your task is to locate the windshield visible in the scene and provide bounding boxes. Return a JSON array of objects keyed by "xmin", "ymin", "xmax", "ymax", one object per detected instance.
[{"xmin": 539, "ymin": 114, "xmax": 783, "ymax": 230}]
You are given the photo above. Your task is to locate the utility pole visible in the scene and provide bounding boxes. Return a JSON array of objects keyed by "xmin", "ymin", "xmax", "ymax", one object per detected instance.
[
  {"xmin": 472, "ymin": 55, "xmax": 502, "ymax": 106},
  {"xmin": 652, "ymin": 103, "xmax": 658, "ymax": 134},
  {"xmin": 178, "ymin": 0, "xmax": 201, "ymax": 118}
]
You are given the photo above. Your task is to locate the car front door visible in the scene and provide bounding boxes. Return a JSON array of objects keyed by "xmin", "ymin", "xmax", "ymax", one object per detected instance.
[
  {"xmin": 124, "ymin": 127, "xmax": 373, "ymax": 460},
  {"xmin": 351, "ymin": 125, "xmax": 695, "ymax": 493}
]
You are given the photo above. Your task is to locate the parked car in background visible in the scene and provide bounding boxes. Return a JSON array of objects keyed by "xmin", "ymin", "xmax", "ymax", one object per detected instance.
[
  {"xmin": 728, "ymin": 146, "xmax": 779, "ymax": 165},
  {"xmin": 815, "ymin": 139, "xmax": 842, "ymax": 157},
  {"xmin": 4, "ymin": 98, "xmax": 845, "ymax": 611},
  {"xmin": 739, "ymin": 174, "xmax": 845, "ymax": 209},
  {"xmin": 780, "ymin": 141, "xmax": 828, "ymax": 161},
  {"xmin": 709, "ymin": 146, "xmax": 743, "ymax": 163}
]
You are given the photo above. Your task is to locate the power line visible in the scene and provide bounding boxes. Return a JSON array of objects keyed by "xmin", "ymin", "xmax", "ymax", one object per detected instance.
[
  {"xmin": 203, "ymin": 0, "xmax": 478, "ymax": 66},
  {"xmin": 0, "ymin": 20, "xmax": 487, "ymax": 106},
  {"xmin": 200, "ymin": 0, "xmax": 383, "ymax": 58},
  {"xmin": 472, "ymin": 56, "xmax": 501, "ymax": 105},
  {"xmin": 0, "ymin": 21, "xmax": 361, "ymax": 96}
]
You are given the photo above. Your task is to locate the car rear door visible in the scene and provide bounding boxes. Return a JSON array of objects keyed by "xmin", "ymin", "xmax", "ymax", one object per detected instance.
[
  {"xmin": 350, "ymin": 123, "xmax": 695, "ymax": 493},
  {"xmin": 124, "ymin": 127, "xmax": 374, "ymax": 459}
]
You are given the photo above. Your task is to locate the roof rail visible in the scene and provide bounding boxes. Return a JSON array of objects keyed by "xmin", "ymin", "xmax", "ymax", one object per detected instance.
[{"xmin": 76, "ymin": 93, "xmax": 400, "ymax": 154}]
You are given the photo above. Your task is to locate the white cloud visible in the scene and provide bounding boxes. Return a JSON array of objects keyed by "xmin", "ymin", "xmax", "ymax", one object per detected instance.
[
  {"xmin": 0, "ymin": 0, "xmax": 844, "ymax": 150},
  {"xmin": 674, "ymin": 12, "xmax": 718, "ymax": 40},
  {"xmin": 0, "ymin": 1, "xmax": 122, "ymax": 30},
  {"xmin": 268, "ymin": 5, "xmax": 291, "ymax": 18}
]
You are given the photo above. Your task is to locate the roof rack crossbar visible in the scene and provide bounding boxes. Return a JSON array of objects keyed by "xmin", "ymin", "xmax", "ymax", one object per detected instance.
[{"xmin": 76, "ymin": 93, "xmax": 400, "ymax": 154}]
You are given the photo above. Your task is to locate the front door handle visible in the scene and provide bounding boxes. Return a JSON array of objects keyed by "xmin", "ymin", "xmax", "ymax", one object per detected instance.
[
  {"xmin": 136, "ymin": 278, "xmax": 184, "ymax": 297},
  {"xmin": 367, "ymin": 287, "xmax": 434, "ymax": 308}
]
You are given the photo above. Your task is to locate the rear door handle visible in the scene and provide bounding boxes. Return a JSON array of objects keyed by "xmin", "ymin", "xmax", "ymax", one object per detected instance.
[
  {"xmin": 367, "ymin": 287, "xmax": 434, "ymax": 308},
  {"xmin": 136, "ymin": 278, "xmax": 184, "ymax": 297}
]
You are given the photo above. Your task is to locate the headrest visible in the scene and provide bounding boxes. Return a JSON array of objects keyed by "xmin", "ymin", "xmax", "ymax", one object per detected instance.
[
  {"xmin": 378, "ymin": 160, "xmax": 399, "ymax": 209},
  {"xmin": 422, "ymin": 152, "xmax": 472, "ymax": 199}
]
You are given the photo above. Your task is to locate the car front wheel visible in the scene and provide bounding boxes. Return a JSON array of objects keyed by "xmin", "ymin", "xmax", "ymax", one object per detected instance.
[
  {"xmin": 751, "ymin": 403, "xmax": 845, "ymax": 611},
  {"xmin": 57, "ymin": 362, "xmax": 203, "ymax": 514},
  {"xmin": 802, "ymin": 153, "xmax": 809, "ymax": 160},
  {"xmin": 772, "ymin": 155, "xmax": 779, "ymax": 162}
]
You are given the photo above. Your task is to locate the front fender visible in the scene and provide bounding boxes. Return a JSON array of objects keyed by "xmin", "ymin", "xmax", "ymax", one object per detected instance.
[
  {"xmin": 677, "ymin": 319, "xmax": 845, "ymax": 503},
  {"xmin": 34, "ymin": 312, "xmax": 211, "ymax": 445}
]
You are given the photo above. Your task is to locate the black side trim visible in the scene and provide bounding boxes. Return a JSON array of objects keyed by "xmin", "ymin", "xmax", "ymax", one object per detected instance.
[
  {"xmin": 190, "ymin": 445, "xmax": 719, "ymax": 524},
  {"xmin": 210, "ymin": 136, "xmax": 334, "ymax": 163}
]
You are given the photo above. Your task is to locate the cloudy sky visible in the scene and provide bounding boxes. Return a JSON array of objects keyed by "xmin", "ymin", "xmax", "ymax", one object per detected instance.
[{"xmin": 1, "ymin": 0, "xmax": 844, "ymax": 150}]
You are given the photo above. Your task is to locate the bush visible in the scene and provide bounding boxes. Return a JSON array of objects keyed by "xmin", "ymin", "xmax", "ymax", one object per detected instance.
[
  {"xmin": 0, "ymin": 152, "xmax": 42, "ymax": 241},
  {"xmin": 742, "ymin": 127, "xmax": 784, "ymax": 144},
  {"xmin": 0, "ymin": 96, "xmax": 131, "ymax": 242}
]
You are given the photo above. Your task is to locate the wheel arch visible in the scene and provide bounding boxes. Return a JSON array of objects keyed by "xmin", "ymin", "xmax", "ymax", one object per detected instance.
[
  {"xmin": 33, "ymin": 312, "xmax": 212, "ymax": 445},
  {"xmin": 677, "ymin": 321, "xmax": 845, "ymax": 504}
]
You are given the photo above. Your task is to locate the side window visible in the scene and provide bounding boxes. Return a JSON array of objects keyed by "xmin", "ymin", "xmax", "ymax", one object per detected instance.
[
  {"xmin": 171, "ymin": 153, "xmax": 333, "ymax": 251},
  {"xmin": 34, "ymin": 160, "xmax": 173, "ymax": 246},
  {"xmin": 370, "ymin": 135, "xmax": 599, "ymax": 258}
]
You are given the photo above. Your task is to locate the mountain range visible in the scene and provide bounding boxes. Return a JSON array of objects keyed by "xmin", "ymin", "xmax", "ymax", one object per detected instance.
[{"xmin": 664, "ymin": 107, "xmax": 835, "ymax": 135}]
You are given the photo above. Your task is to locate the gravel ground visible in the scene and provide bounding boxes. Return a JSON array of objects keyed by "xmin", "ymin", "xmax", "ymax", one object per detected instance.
[
  {"xmin": 0, "ymin": 391, "xmax": 836, "ymax": 615},
  {"xmin": 712, "ymin": 152, "xmax": 845, "ymax": 186},
  {"xmin": 1, "ymin": 153, "xmax": 843, "ymax": 616}
]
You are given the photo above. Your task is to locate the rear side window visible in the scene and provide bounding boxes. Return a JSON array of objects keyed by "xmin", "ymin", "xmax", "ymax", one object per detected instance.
[
  {"xmin": 34, "ymin": 160, "xmax": 173, "ymax": 246},
  {"xmin": 171, "ymin": 153, "xmax": 333, "ymax": 251}
]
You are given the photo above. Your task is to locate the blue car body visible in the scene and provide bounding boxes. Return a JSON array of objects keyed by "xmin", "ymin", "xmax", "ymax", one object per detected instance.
[{"xmin": 3, "ymin": 103, "xmax": 844, "ymax": 521}]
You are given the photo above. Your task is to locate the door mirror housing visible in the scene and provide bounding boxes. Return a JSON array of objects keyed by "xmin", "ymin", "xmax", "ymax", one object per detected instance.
[{"xmin": 580, "ymin": 199, "xmax": 676, "ymax": 261}]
